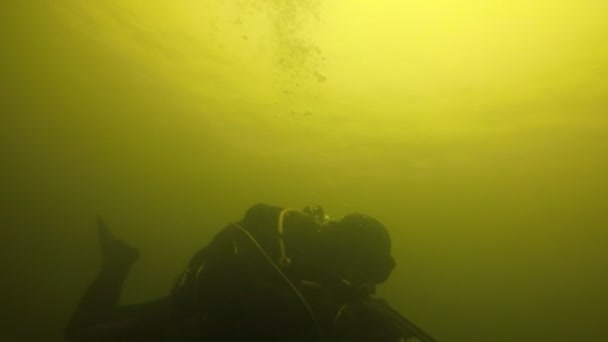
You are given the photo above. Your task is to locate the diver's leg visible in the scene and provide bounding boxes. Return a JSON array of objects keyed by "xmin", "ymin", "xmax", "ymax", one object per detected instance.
[{"xmin": 65, "ymin": 217, "xmax": 141, "ymax": 341}]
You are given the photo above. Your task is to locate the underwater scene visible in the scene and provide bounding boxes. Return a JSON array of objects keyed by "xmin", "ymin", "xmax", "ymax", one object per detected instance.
[{"xmin": 1, "ymin": 1, "xmax": 607, "ymax": 341}]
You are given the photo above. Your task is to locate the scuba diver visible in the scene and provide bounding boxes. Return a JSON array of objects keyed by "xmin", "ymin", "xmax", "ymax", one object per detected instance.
[{"xmin": 65, "ymin": 203, "xmax": 437, "ymax": 341}]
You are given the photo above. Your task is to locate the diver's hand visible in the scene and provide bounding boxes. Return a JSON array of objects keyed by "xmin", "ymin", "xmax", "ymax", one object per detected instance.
[{"xmin": 96, "ymin": 216, "xmax": 140, "ymax": 267}]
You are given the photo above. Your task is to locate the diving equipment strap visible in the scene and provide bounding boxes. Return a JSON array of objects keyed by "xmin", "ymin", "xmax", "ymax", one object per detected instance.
[{"xmin": 277, "ymin": 208, "xmax": 305, "ymax": 267}]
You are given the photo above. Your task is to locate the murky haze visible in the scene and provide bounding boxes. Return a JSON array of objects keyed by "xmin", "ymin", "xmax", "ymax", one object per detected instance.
[{"xmin": 1, "ymin": 1, "xmax": 607, "ymax": 340}]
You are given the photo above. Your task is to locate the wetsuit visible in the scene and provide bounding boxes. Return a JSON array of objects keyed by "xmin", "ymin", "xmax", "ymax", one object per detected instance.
[{"xmin": 65, "ymin": 203, "xmax": 424, "ymax": 341}]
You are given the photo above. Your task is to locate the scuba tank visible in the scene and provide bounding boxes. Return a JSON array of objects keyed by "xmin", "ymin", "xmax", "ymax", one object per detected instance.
[{"xmin": 170, "ymin": 203, "xmax": 438, "ymax": 341}]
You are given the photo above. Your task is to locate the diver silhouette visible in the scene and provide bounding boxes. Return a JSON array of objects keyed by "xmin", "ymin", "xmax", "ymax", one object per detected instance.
[{"xmin": 65, "ymin": 203, "xmax": 437, "ymax": 341}]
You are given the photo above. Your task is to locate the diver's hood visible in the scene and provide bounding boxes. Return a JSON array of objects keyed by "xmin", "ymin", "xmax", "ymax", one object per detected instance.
[{"xmin": 321, "ymin": 213, "xmax": 396, "ymax": 285}]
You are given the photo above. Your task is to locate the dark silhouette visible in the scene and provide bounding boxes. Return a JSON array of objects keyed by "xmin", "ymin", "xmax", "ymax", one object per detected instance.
[{"xmin": 65, "ymin": 203, "xmax": 437, "ymax": 341}]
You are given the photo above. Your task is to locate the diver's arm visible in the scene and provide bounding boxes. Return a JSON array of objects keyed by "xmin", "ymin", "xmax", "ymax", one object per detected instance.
[
  {"xmin": 335, "ymin": 297, "xmax": 436, "ymax": 342},
  {"xmin": 334, "ymin": 305, "xmax": 405, "ymax": 342}
]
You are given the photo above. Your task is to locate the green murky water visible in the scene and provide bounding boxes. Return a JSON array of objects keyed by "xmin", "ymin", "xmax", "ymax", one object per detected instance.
[{"xmin": 2, "ymin": 1, "xmax": 607, "ymax": 340}]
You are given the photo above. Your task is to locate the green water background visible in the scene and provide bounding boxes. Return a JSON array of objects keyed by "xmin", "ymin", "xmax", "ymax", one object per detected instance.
[{"xmin": 1, "ymin": 1, "xmax": 607, "ymax": 340}]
